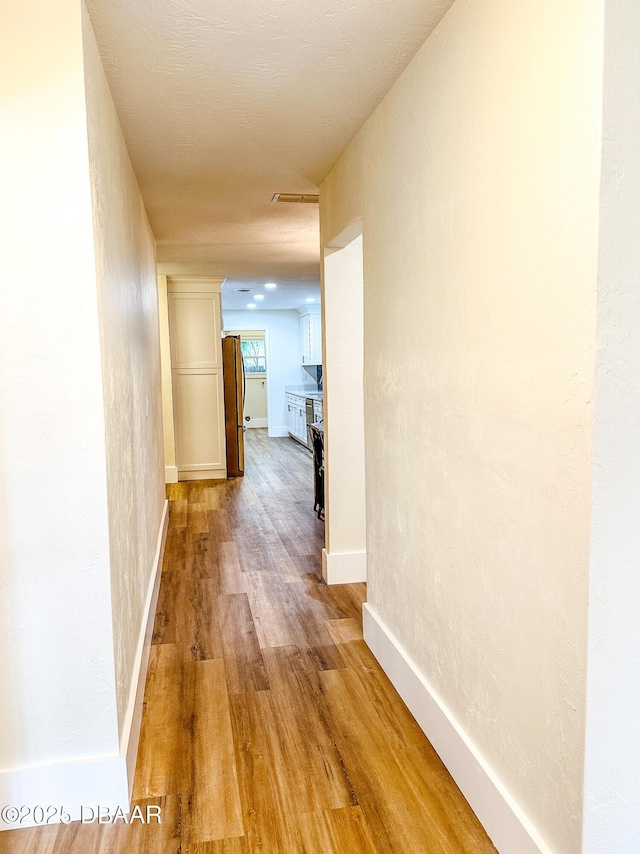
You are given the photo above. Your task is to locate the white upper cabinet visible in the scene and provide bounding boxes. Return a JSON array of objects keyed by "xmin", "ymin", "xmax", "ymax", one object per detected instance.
[{"xmin": 300, "ymin": 310, "xmax": 322, "ymax": 365}]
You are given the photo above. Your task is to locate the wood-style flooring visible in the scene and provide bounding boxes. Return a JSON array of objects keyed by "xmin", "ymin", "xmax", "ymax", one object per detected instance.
[{"xmin": 0, "ymin": 430, "xmax": 496, "ymax": 854}]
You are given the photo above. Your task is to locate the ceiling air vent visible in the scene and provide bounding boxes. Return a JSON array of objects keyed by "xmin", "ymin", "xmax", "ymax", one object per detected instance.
[
  {"xmin": 235, "ymin": 288, "xmax": 253, "ymax": 293},
  {"xmin": 272, "ymin": 193, "xmax": 319, "ymax": 204}
]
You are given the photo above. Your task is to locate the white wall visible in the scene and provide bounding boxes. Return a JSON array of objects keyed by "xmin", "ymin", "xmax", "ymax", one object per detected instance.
[
  {"xmin": 0, "ymin": 0, "xmax": 118, "ymax": 778},
  {"xmin": 321, "ymin": 1, "xmax": 602, "ymax": 852},
  {"xmin": 322, "ymin": 235, "xmax": 367, "ymax": 584},
  {"xmin": 583, "ymin": 1, "xmax": 640, "ymax": 850},
  {"xmin": 223, "ymin": 310, "xmax": 302, "ymax": 437},
  {"xmin": 83, "ymin": 5, "xmax": 166, "ymax": 739},
  {"xmin": 0, "ymin": 0, "xmax": 165, "ymax": 822}
]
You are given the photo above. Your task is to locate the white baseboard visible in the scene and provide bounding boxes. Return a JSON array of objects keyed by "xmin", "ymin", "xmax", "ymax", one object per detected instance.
[
  {"xmin": 362, "ymin": 604, "xmax": 552, "ymax": 854},
  {"xmin": 246, "ymin": 418, "xmax": 268, "ymax": 428},
  {"xmin": 0, "ymin": 501, "xmax": 170, "ymax": 832},
  {"xmin": 322, "ymin": 548, "xmax": 367, "ymax": 585},
  {"xmin": 268, "ymin": 426, "xmax": 288, "ymax": 438},
  {"xmin": 0, "ymin": 755, "xmax": 129, "ymax": 830},
  {"xmin": 121, "ymin": 499, "xmax": 169, "ymax": 796},
  {"xmin": 165, "ymin": 465, "xmax": 178, "ymax": 483},
  {"xmin": 178, "ymin": 468, "xmax": 226, "ymax": 480}
]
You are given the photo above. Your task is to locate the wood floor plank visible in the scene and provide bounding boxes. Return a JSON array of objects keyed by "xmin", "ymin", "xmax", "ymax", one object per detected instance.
[
  {"xmin": 0, "ymin": 824, "xmax": 58, "ymax": 854},
  {"xmin": 325, "ymin": 582, "xmax": 368, "ymax": 622},
  {"xmin": 208, "ymin": 509, "xmax": 232, "ymax": 543},
  {"xmin": 228, "ymin": 684, "xmax": 357, "ymax": 845},
  {"xmin": 166, "ymin": 482, "xmax": 187, "ymax": 502},
  {"xmin": 186, "ymin": 838, "xmax": 246, "ymax": 854},
  {"xmin": 187, "ymin": 502, "xmax": 209, "ymax": 534},
  {"xmin": 48, "ymin": 796, "xmax": 180, "ymax": 854},
  {"xmin": 187, "ymin": 806, "xmax": 378, "ymax": 854},
  {"xmin": 218, "ymin": 592, "xmax": 270, "ymax": 693},
  {"xmin": 294, "ymin": 806, "xmax": 379, "ymax": 854},
  {"xmin": 133, "ymin": 644, "xmax": 183, "ymax": 799},
  {"xmin": 182, "ymin": 660, "xmax": 244, "ymax": 844},
  {"xmin": 162, "ymin": 526, "xmax": 186, "ymax": 573},
  {"xmin": 176, "ymin": 573, "xmax": 223, "ymax": 662},
  {"xmin": 245, "ymin": 574, "xmax": 301, "ymax": 649},
  {"xmin": 184, "ymin": 533, "xmax": 217, "ymax": 580},
  {"xmin": 216, "ymin": 541, "xmax": 247, "ymax": 595},
  {"xmin": 202, "ymin": 485, "xmax": 222, "ymax": 511},
  {"xmin": 326, "ymin": 617, "xmax": 364, "ymax": 645},
  {"xmin": 169, "ymin": 497, "xmax": 187, "ymax": 529},
  {"xmin": 320, "ymin": 642, "xmax": 497, "ymax": 854},
  {"xmin": 4, "ymin": 430, "xmax": 496, "ymax": 854},
  {"xmin": 152, "ymin": 569, "xmax": 180, "ymax": 644}
]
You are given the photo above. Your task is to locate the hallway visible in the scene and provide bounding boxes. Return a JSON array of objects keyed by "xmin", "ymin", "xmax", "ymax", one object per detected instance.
[{"xmin": 1, "ymin": 431, "xmax": 495, "ymax": 854}]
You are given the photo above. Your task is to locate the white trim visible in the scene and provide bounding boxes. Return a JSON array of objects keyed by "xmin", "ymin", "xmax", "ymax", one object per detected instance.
[
  {"xmin": 178, "ymin": 468, "xmax": 227, "ymax": 480},
  {"xmin": 165, "ymin": 465, "xmax": 178, "ymax": 483},
  {"xmin": 245, "ymin": 418, "xmax": 268, "ymax": 428},
  {"xmin": 120, "ymin": 500, "xmax": 169, "ymax": 796},
  {"xmin": 268, "ymin": 426, "xmax": 289, "ymax": 438},
  {"xmin": 0, "ymin": 755, "xmax": 129, "ymax": 830},
  {"xmin": 362, "ymin": 604, "xmax": 553, "ymax": 854},
  {"xmin": 167, "ymin": 275, "xmax": 225, "ymax": 294},
  {"xmin": 178, "ymin": 462, "xmax": 226, "ymax": 472},
  {"xmin": 322, "ymin": 548, "xmax": 367, "ymax": 585}
]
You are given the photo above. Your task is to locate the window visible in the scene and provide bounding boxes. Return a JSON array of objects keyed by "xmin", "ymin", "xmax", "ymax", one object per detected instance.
[{"xmin": 241, "ymin": 338, "xmax": 266, "ymax": 374}]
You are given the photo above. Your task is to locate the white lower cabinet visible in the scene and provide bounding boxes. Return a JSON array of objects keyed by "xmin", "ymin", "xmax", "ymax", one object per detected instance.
[
  {"xmin": 286, "ymin": 393, "xmax": 308, "ymax": 444},
  {"xmin": 286, "ymin": 393, "xmax": 323, "ymax": 445},
  {"xmin": 285, "ymin": 394, "xmax": 296, "ymax": 436}
]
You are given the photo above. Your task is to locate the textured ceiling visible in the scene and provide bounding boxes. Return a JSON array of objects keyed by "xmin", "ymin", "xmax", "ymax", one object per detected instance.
[
  {"xmin": 86, "ymin": 0, "xmax": 453, "ymax": 308},
  {"xmin": 221, "ymin": 281, "xmax": 321, "ymax": 312}
]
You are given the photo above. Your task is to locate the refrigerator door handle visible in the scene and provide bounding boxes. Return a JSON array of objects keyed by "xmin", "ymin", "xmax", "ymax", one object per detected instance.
[{"xmin": 240, "ymin": 352, "xmax": 246, "ymax": 425}]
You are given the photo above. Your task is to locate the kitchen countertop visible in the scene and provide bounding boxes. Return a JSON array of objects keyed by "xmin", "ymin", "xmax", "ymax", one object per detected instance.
[{"xmin": 285, "ymin": 386, "xmax": 323, "ymax": 400}]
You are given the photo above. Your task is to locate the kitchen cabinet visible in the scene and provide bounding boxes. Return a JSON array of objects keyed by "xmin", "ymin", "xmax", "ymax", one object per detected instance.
[
  {"xmin": 300, "ymin": 312, "xmax": 322, "ymax": 366},
  {"xmin": 286, "ymin": 393, "xmax": 308, "ymax": 444},
  {"xmin": 286, "ymin": 392, "xmax": 323, "ymax": 449},
  {"xmin": 168, "ymin": 277, "xmax": 227, "ymax": 480}
]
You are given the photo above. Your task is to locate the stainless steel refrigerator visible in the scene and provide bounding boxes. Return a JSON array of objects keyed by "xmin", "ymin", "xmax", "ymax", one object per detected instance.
[{"xmin": 222, "ymin": 335, "xmax": 245, "ymax": 477}]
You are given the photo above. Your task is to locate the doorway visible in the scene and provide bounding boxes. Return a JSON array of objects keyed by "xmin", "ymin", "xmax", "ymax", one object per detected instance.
[
  {"xmin": 321, "ymin": 227, "xmax": 367, "ymax": 584},
  {"xmin": 225, "ymin": 329, "xmax": 269, "ymax": 430}
]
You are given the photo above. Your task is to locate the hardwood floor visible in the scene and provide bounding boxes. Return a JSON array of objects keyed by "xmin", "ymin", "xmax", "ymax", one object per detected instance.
[{"xmin": 0, "ymin": 430, "xmax": 496, "ymax": 854}]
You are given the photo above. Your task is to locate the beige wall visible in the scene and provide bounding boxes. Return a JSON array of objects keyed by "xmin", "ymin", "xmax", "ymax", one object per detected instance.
[
  {"xmin": 0, "ymin": 0, "xmax": 118, "ymax": 775},
  {"xmin": 0, "ymin": 0, "xmax": 166, "ymax": 814},
  {"xmin": 321, "ymin": 1, "xmax": 602, "ymax": 851},
  {"xmin": 83, "ymin": 5, "xmax": 165, "ymax": 737}
]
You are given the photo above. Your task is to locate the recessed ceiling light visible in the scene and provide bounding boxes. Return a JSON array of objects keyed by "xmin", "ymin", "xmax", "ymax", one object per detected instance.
[
  {"xmin": 305, "ymin": 298, "xmax": 316, "ymax": 303},
  {"xmin": 247, "ymin": 303, "xmax": 256, "ymax": 309},
  {"xmin": 264, "ymin": 282, "xmax": 277, "ymax": 289},
  {"xmin": 254, "ymin": 294, "xmax": 265, "ymax": 300}
]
